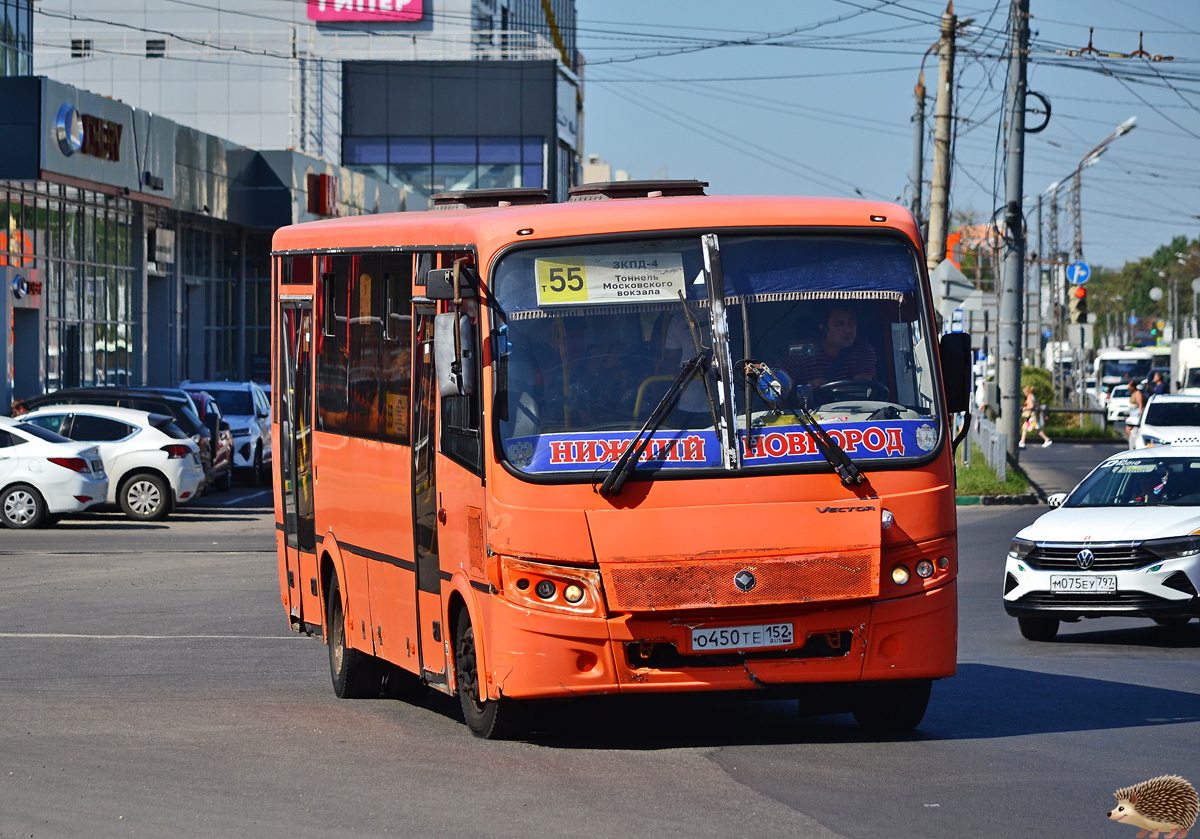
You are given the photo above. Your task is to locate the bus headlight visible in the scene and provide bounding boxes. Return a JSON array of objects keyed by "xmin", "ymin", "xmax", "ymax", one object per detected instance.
[
  {"xmin": 891, "ymin": 564, "xmax": 911, "ymax": 585},
  {"xmin": 500, "ymin": 556, "xmax": 606, "ymax": 617},
  {"xmin": 915, "ymin": 559, "xmax": 935, "ymax": 579}
]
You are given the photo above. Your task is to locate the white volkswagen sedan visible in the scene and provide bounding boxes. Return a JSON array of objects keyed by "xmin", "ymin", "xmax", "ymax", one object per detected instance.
[
  {"xmin": 21, "ymin": 405, "xmax": 204, "ymax": 522},
  {"xmin": 0, "ymin": 416, "xmax": 108, "ymax": 528},
  {"xmin": 1004, "ymin": 446, "xmax": 1200, "ymax": 640},
  {"xmin": 1129, "ymin": 394, "xmax": 1200, "ymax": 450}
]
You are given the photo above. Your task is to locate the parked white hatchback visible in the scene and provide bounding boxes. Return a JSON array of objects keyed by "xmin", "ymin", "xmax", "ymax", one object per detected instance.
[
  {"xmin": 1004, "ymin": 446, "xmax": 1200, "ymax": 640},
  {"xmin": 21, "ymin": 405, "xmax": 204, "ymax": 521},
  {"xmin": 1128, "ymin": 394, "xmax": 1200, "ymax": 450},
  {"xmin": 0, "ymin": 417, "xmax": 108, "ymax": 528}
]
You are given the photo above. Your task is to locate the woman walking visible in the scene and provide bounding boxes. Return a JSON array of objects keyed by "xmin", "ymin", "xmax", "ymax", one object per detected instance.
[{"xmin": 1019, "ymin": 385, "xmax": 1052, "ymax": 449}]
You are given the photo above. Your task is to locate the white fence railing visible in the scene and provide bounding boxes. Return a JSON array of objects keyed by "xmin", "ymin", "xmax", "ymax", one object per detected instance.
[{"xmin": 964, "ymin": 413, "xmax": 1007, "ymax": 482}]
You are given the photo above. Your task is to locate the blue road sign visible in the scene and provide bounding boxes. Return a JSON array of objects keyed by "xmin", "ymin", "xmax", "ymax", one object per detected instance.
[
  {"xmin": 1042, "ymin": 328, "xmax": 1053, "ymax": 339},
  {"xmin": 1067, "ymin": 261, "xmax": 1091, "ymax": 284},
  {"xmin": 1129, "ymin": 314, "xmax": 1139, "ymax": 325}
]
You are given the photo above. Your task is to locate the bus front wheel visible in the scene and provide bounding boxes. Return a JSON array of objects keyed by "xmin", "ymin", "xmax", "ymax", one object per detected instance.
[
  {"xmin": 454, "ymin": 609, "xmax": 523, "ymax": 739},
  {"xmin": 851, "ymin": 679, "xmax": 932, "ymax": 732}
]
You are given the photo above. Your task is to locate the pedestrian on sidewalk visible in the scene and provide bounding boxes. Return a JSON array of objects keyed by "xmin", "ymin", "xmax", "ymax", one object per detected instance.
[{"xmin": 1019, "ymin": 385, "xmax": 1052, "ymax": 449}]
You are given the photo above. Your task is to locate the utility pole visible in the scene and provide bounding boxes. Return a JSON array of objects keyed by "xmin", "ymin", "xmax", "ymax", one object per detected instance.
[
  {"xmin": 1071, "ymin": 172, "xmax": 1083, "ymax": 262},
  {"xmin": 998, "ymin": 0, "xmax": 1029, "ymax": 457},
  {"xmin": 911, "ymin": 73, "xmax": 926, "ymax": 222},
  {"xmin": 926, "ymin": 2, "xmax": 956, "ymax": 274},
  {"xmin": 1036, "ymin": 195, "xmax": 1044, "ymax": 361}
]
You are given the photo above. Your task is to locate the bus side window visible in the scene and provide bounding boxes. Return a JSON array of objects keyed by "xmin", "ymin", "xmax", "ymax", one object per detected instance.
[
  {"xmin": 348, "ymin": 253, "xmax": 384, "ymax": 438},
  {"xmin": 291, "ymin": 254, "xmax": 313, "ymax": 284},
  {"xmin": 381, "ymin": 255, "xmax": 413, "ymax": 443},
  {"xmin": 316, "ymin": 255, "xmax": 350, "ymax": 431}
]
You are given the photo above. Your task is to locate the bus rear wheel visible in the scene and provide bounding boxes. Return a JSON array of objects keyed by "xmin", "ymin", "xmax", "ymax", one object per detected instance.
[
  {"xmin": 327, "ymin": 575, "xmax": 382, "ymax": 699},
  {"xmin": 852, "ymin": 679, "xmax": 932, "ymax": 732},
  {"xmin": 454, "ymin": 609, "xmax": 522, "ymax": 739}
]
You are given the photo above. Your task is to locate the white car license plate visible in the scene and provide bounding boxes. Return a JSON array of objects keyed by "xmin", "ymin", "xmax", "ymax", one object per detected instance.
[
  {"xmin": 1050, "ymin": 575, "xmax": 1116, "ymax": 593},
  {"xmin": 690, "ymin": 623, "xmax": 794, "ymax": 653}
]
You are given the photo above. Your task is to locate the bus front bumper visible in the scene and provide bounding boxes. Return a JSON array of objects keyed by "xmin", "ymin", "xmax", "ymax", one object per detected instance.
[{"xmin": 482, "ymin": 580, "xmax": 956, "ymax": 700}]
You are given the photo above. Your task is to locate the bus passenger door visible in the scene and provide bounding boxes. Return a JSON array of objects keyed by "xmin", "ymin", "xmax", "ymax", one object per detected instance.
[
  {"xmin": 411, "ymin": 304, "xmax": 448, "ymax": 685},
  {"xmin": 279, "ymin": 301, "xmax": 317, "ymax": 628}
]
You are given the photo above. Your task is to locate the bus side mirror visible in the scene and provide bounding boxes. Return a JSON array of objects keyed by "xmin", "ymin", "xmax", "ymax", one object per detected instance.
[
  {"xmin": 434, "ymin": 313, "xmax": 476, "ymax": 397},
  {"xmin": 939, "ymin": 332, "xmax": 972, "ymax": 414},
  {"xmin": 425, "ymin": 265, "xmax": 478, "ymax": 300}
]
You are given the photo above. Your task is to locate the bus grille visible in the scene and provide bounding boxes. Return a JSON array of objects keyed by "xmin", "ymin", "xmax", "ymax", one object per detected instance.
[{"xmin": 603, "ymin": 550, "xmax": 879, "ymax": 612}]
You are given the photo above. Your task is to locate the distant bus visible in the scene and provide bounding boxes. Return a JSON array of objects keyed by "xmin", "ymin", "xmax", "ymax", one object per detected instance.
[
  {"xmin": 1094, "ymin": 349, "xmax": 1153, "ymax": 395},
  {"xmin": 271, "ymin": 183, "xmax": 971, "ymax": 737}
]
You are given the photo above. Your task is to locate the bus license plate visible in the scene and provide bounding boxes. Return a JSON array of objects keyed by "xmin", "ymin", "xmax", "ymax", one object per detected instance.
[
  {"xmin": 1050, "ymin": 575, "xmax": 1116, "ymax": 593},
  {"xmin": 691, "ymin": 623, "xmax": 793, "ymax": 653}
]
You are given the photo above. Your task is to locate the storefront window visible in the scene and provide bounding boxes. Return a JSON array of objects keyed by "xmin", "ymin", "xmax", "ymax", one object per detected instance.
[{"xmin": 1, "ymin": 182, "xmax": 137, "ymax": 390}]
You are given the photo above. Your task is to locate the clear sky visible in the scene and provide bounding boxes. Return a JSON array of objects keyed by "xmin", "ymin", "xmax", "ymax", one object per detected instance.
[{"xmin": 575, "ymin": 0, "xmax": 1200, "ymax": 271}]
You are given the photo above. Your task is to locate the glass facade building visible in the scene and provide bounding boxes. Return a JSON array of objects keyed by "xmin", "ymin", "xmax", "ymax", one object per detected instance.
[
  {"xmin": 342, "ymin": 60, "xmax": 576, "ymax": 210},
  {"xmin": 1, "ymin": 0, "xmax": 31, "ymax": 77},
  {"xmin": 0, "ymin": 75, "xmax": 399, "ymax": 409},
  {"xmin": 344, "ymin": 136, "xmax": 545, "ymax": 212}
]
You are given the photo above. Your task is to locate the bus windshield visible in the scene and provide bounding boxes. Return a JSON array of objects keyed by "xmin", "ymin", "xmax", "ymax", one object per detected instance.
[
  {"xmin": 1099, "ymin": 357, "xmax": 1151, "ymax": 382},
  {"xmin": 493, "ymin": 233, "xmax": 941, "ymax": 477}
]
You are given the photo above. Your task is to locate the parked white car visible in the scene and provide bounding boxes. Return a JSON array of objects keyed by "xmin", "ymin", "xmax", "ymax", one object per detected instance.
[
  {"xmin": 0, "ymin": 417, "xmax": 108, "ymax": 528},
  {"xmin": 181, "ymin": 381, "xmax": 272, "ymax": 485},
  {"xmin": 1004, "ymin": 446, "xmax": 1200, "ymax": 640},
  {"xmin": 21, "ymin": 406, "xmax": 204, "ymax": 521},
  {"xmin": 1128, "ymin": 394, "xmax": 1200, "ymax": 450},
  {"xmin": 1106, "ymin": 384, "xmax": 1132, "ymax": 423}
]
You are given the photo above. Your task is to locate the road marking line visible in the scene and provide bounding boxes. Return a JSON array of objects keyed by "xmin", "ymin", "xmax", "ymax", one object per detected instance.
[
  {"xmin": 216, "ymin": 489, "xmax": 271, "ymax": 506},
  {"xmin": 0, "ymin": 632, "xmax": 296, "ymax": 640}
]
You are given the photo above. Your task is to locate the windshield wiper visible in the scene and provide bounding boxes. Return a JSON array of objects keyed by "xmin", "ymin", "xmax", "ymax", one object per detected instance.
[
  {"xmin": 598, "ymin": 354, "xmax": 709, "ymax": 497},
  {"xmin": 739, "ymin": 360, "xmax": 865, "ymax": 487}
]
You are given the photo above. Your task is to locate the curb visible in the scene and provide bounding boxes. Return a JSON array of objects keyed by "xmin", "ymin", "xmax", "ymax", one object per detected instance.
[
  {"xmin": 956, "ymin": 492, "xmax": 1040, "ymax": 506},
  {"xmin": 1044, "ymin": 437, "xmax": 1124, "ymax": 444}
]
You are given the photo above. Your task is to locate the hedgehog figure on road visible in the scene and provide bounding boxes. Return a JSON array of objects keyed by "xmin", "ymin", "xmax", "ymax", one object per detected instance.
[{"xmin": 1107, "ymin": 775, "xmax": 1198, "ymax": 838}]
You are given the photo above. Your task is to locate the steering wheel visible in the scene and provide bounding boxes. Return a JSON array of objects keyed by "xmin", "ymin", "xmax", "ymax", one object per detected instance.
[{"xmin": 812, "ymin": 379, "xmax": 891, "ymax": 404}]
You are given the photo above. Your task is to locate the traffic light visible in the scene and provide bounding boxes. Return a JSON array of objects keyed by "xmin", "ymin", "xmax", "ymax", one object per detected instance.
[{"xmin": 1069, "ymin": 286, "xmax": 1088, "ymax": 324}]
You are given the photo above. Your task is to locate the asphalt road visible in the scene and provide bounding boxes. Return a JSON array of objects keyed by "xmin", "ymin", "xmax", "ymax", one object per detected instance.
[{"xmin": 0, "ymin": 468, "xmax": 1196, "ymax": 839}]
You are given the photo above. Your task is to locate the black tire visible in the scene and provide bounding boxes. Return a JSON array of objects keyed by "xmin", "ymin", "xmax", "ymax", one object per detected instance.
[
  {"xmin": 214, "ymin": 463, "xmax": 232, "ymax": 493},
  {"xmin": 244, "ymin": 445, "xmax": 263, "ymax": 488},
  {"xmin": 327, "ymin": 575, "xmax": 383, "ymax": 699},
  {"xmin": 0, "ymin": 484, "xmax": 47, "ymax": 529},
  {"xmin": 118, "ymin": 473, "xmax": 171, "ymax": 522},
  {"xmin": 454, "ymin": 609, "xmax": 523, "ymax": 739},
  {"xmin": 1018, "ymin": 616, "xmax": 1060, "ymax": 641},
  {"xmin": 852, "ymin": 679, "xmax": 932, "ymax": 732},
  {"xmin": 255, "ymin": 445, "xmax": 270, "ymax": 487},
  {"xmin": 1153, "ymin": 617, "xmax": 1193, "ymax": 629}
]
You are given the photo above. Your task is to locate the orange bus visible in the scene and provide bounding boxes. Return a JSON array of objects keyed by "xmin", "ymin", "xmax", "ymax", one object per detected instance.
[{"xmin": 271, "ymin": 182, "xmax": 971, "ymax": 738}]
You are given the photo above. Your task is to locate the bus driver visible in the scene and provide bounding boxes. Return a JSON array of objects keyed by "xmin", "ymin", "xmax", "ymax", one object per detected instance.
[{"xmin": 777, "ymin": 302, "xmax": 876, "ymax": 388}]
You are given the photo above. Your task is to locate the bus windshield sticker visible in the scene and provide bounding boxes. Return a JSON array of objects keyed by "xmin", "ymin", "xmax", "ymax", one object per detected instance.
[
  {"xmin": 535, "ymin": 253, "xmax": 685, "ymax": 307},
  {"xmin": 504, "ymin": 419, "xmax": 935, "ymax": 473}
]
